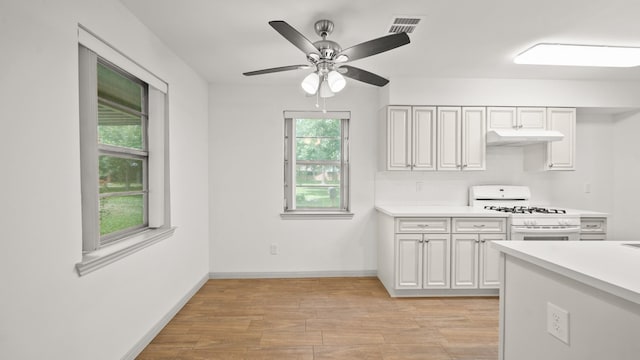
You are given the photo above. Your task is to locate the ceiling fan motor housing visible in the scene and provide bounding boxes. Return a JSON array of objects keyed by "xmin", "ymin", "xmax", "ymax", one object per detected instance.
[{"xmin": 313, "ymin": 20, "xmax": 341, "ymax": 60}]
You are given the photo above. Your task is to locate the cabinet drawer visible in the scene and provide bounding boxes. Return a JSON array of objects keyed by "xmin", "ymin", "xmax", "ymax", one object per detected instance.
[
  {"xmin": 453, "ymin": 218, "xmax": 506, "ymax": 233},
  {"xmin": 396, "ymin": 218, "xmax": 450, "ymax": 233},
  {"xmin": 581, "ymin": 218, "xmax": 606, "ymax": 233},
  {"xmin": 580, "ymin": 234, "xmax": 607, "ymax": 241}
]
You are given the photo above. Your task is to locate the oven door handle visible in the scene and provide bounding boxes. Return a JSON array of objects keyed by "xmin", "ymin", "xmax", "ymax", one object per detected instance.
[{"xmin": 512, "ymin": 227, "xmax": 580, "ymax": 234}]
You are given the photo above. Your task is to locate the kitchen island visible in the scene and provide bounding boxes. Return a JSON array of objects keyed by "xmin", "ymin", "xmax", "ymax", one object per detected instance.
[{"xmin": 493, "ymin": 240, "xmax": 640, "ymax": 360}]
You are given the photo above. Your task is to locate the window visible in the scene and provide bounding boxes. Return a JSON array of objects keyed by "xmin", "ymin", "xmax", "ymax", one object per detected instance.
[
  {"xmin": 77, "ymin": 27, "xmax": 172, "ymax": 275},
  {"xmin": 283, "ymin": 111, "xmax": 351, "ymax": 218},
  {"xmin": 95, "ymin": 60, "xmax": 149, "ymax": 243}
]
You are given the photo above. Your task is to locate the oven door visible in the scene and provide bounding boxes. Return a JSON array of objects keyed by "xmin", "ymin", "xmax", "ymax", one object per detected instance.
[{"xmin": 511, "ymin": 226, "xmax": 580, "ymax": 241}]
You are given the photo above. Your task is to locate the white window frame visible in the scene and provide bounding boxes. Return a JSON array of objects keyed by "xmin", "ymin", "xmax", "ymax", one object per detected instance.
[
  {"xmin": 281, "ymin": 111, "xmax": 353, "ymax": 219},
  {"xmin": 76, "ymin": 27, "xmax": 174, "ymax": 276}
]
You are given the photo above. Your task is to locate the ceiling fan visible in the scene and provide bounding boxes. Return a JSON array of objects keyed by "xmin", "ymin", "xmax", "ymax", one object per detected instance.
[{"xmin": 243, "ymin": 19, "xmax": 410, "ymax": 97}]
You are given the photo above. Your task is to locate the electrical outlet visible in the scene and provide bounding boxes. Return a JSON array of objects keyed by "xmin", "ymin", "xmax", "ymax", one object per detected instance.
[
  {"xmin": 584, "ymin": 183, "xmax": 591, "ymax": 194},
  {"xmin": 270, "ymin": 243, "xmax": 278, "ymax": 255},
  {"xmin": 416, "ymin": 181, "xmax": 424, "ymax": 192},
  {"xmin": 547, "ymin": 302, "xmax": 570, "ymax": 344}
]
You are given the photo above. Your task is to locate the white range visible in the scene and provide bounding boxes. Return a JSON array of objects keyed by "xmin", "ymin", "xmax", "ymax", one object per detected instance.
[{"xmin": 469, "ymin": 185, "xmax": 581, "ymax": 241}]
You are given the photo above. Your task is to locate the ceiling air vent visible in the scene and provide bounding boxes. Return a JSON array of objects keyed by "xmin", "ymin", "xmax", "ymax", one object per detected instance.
[{"xmin": 388, "ymin": 16, "xmax": 423, "ymax": 34}]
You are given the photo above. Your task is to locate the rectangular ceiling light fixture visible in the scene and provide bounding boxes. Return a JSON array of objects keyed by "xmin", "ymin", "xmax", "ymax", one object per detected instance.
[{"xmin": 514, "ymin": 43, "xmax": 640, "ymax": 67}]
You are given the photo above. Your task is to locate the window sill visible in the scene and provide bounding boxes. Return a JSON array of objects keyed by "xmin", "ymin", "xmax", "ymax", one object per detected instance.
[
  {"xmin": 75, "ymin": 226, "xmax": 176, "ymax": 277},
  {"xmin": 280, "ymin": 212, "xmax": 354, "ymax": 220}
]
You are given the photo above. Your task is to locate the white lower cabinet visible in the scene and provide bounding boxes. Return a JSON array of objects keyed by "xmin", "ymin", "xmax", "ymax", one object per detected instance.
[
  {"xmin": 580, "ymin": 217, "xmax": 607, "ymax": 241},
  {"xmin": 396, "ymin": 233, "xmax": 450, "ymax": 289},
  {"xmin": 385, "ymin": 216, "xmax": 506, "ymax": 296},
  {"xmin": 452, "ymin": 233, "xmax": 505, "ymax": 289}
]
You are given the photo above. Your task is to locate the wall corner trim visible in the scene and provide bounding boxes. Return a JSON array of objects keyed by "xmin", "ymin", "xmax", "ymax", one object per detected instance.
[{"xmin": 122, "ymin": 273, "xmax": 209, "ymax": 360}]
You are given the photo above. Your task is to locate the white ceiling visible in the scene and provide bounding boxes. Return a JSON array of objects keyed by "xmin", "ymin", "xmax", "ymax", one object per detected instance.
[{"xmin": 120, "ymin": 0, "xmax": 640, "ymax": 86}]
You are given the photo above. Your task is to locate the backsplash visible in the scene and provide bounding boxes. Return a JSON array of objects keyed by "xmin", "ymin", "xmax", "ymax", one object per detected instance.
[{"xmin": 375, "ymin": 146, "xmax": 553, "ymax": 206}]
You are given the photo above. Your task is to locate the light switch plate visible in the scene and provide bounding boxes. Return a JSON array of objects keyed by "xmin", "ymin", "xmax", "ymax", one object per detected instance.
[{"xmin": 547, "ymin": 302, "xmax": 570, "ymax": 344}]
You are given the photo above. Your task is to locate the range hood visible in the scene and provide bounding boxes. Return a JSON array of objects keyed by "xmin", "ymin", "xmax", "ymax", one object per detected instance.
[{"xmin": 486, "ymin": 129, "xmax": 564, "ymax": 146}]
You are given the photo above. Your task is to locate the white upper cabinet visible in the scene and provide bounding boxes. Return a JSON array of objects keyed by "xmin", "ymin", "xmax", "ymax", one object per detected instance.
[
  {"xmin": 437, "ymin": 107, "xmax": 461, "ymax": 171},
  {"xmin": 386, "ymin": 106, "xmax": 411, "ymax": 170},
  {"xmin": 462, "ymin": 107, "xmax": 486, "ymax": 170},
  {"xmin": 412, "ymin": 107, "xmax": 437, "ymax": 170},
  {"xmin": 437, "ymin": 107, "xmax": 486, "ymax": 171},
  {"xmin": 546, "ymin": 107, "xmax": 576, "ymax": 170},
  {"xmin": 487, "ymin": 107, "xmax": 516, "ymax": 130},
  {"xmin": 487, "ymin": 107, "xmax": 546, "ymax": 131},
  {"xmin": 385, "ymin": 106, "xmax": 436, "ymax": 171},
  {"xmin": 517, "ymin": 107, "xmax": 547, "ymax": 129}
]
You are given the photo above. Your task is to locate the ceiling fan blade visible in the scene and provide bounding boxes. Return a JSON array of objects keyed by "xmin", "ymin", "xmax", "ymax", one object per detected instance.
[
  {"xmin": 269, "ymin": 20, "xmax": 319, "ymax": 56},
  {"xmin": 336, "ymin": 32, "xmax": 410, "ymax": 62},
  {"xmin": 340, "ymin": 65, "xmax": 389, "ymax": 87},
  {"xmin": 243, "ymin": 64, "xmax": 311, "ymax": 76}
]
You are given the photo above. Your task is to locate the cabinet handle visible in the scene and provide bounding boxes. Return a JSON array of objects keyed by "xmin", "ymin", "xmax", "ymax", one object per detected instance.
[
  {"xmin": 463, "ymin": 164, "xmax": 468, "ymax": 168},
  {"xmin": 473, "ymin": 224, "xmax": 486, "ymax": 228},
  {"xmin": 549, "ymin": 163, "xmax": 554, "ymax": 168},
  {"xmin": 424, "ymin": 239, "xmax": 430, "ymax": 243},
  {"xmin": 475, "ymin": 239, "xmax": 480, "ymax": 243},
  {"xmin": 585, "ymin": 224, "xmax": 598, "ymax": 228},
  {"xmin": 481, "ymin": 239, "xmax": 486, "ymax": 243},
  {"xmin": 406, "ymin": 164, "xmax": 411, "ymax": 168}
]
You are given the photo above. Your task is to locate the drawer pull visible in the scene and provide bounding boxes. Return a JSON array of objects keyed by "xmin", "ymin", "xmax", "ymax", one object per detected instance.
[
  {"xmin": 473, "ymin": 224, "xmax": 486, "ymax": 228},
  {"xmin": 417, "ymin": 224, "xmax": 429, "ymax": 227},
  {"xmin": 585, "ymin": 224, "xmax": 599, "ymax": 228}
]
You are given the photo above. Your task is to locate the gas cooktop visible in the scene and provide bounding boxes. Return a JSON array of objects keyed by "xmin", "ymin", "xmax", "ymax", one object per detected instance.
[{"xmin": 484, "ymin": 206, "xmax": 567, "ymax": 214}]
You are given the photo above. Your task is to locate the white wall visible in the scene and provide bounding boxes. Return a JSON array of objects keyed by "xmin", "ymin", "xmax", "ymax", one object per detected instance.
[
  {"xmin": 209, "ymin": 83, "xmax": 378, "ymax": 275},
  {"xmin": 549, "ymin": 113, "xmax": 615, "ymax": 215},
  {"xmin": 376, "ymin": 146, "xmax": 555, "ymax": 206},
  {"xmin": 0, "ymin": 1, "xmax": 209, "ymax": 359},
  {"xmin": 612, "ymin": 111, "xmax": 640, "ymax": 240},
  {"xmin": 385, "ymin": 77, "xmax": 640, "ymax": 108}
]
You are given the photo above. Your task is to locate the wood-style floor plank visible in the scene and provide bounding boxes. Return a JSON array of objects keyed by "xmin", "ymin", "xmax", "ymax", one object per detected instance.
[{"xmin": 137, "ymin": 277, "xmax": 498, "ymax": 360}]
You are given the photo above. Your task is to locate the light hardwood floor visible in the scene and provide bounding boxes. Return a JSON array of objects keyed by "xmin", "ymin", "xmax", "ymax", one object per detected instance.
[{"xmin": 137, "ymin": 277, "xmax": 498, "ymax": 360}]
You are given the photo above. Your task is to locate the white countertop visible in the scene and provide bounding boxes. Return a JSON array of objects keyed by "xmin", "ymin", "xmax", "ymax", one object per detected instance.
[
  {"xmin": 375, "ymin": 204, "xmax": 608, "ymax": 218},
  {"xmin": 375, "ymin": 204, "xmax": 508, "ymax": 217},
  {"xmin": 492, "ymin": 240, "xmax": 640, "ymax": 305}
]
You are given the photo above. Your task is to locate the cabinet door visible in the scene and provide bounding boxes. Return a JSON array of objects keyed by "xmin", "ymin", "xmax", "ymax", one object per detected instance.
[
  {"xmin": 423, "ymin": 234, "xmax": 451, "ymax": 289},
  {"xmin": 546, "ymin": 108, "xmax": 575, "ymax": 170},
  {"xmin": 395, "ymin": 234, "xmax": 422, "ymax": 289},
  {"xmin": 412, "ymin": 107, "xmax": 437, "ymax": 171},
  {"xmin": 517, "ymin": 107, "xmax": 546, "ymax": 129},
  {"xmin": 387, "ymin": 106, "xmax": 411, "ymax": 170},
  {"xmin": 451, "ymin": 234, "xmax": 479, "ymax": 289},
  {"xmin": 479, "ymin": 234, "xmax": 504, "ymax": 289},
  {"xmin": 487, "ymin": 107, "xmax": 516, "ymax": 131},
  {"xmin": 437, "ymin": 107, "xmax": 462, "ymax": 171},
  {"xmin": 461, "ymin": 107, "xmax": 486, "ymax": 171}
]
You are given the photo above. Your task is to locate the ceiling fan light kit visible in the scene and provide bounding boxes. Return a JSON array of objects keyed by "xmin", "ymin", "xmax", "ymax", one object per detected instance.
[
  {"xmin": 327, "ymin": 70, "xmax": 346, "ymax": 92},
  {"xmin": 301, "ymin": 72, "xmax": 320, "ymax": 94},
  {"xmin": 243, "ymin": 19, "xmax": 411, "ymax": 106}
]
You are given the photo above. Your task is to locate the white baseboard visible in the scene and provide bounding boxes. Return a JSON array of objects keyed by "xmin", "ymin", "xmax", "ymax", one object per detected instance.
[
  {"xmin": 122, "ymin": 273, "xmax": 209, "ymax": 360},
  {"xmin": 209, "ymin": 270, "xmax": 377, "ymax": 279}
]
